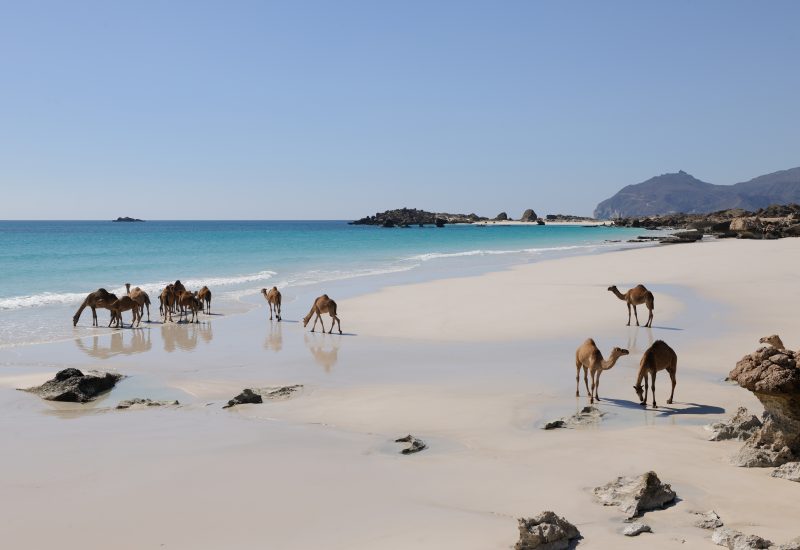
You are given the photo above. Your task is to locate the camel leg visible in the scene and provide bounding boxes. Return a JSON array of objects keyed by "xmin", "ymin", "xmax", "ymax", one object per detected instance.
[
  {"xmin": 575, "ymin": 361, "xmax": 581, "ymax": 397},
  {"xmin": 92, "ymin": 307, "xmax": 98, "ymax": 327},
  {"xmin": 633, "ymin": 305, "xmax": 640, "ymax": 326},
  {"xmin": 311, "ymin": 312, "xmax": 321, "ymax": 332},
  {"xmin": 646, "ymin": 308, "xmax": 653, "ymax": 328},
  {"xmin": 667, "ymin": 368, "xmax": 676, "ymax": 404},
  {"xmin": 269, "ymin": 303, "xmax": 273, "ymax": 320},
  {"xmin": 594, "ymin": 372, "xmax": 601, "ymax": 402},
  {"xmin": 642, "ymin": 376, "xmax": 649, "ymax": 406},
  {"xmin": 334, "ymin": 315, "xmax": 342, "ymax": 334},
  {"xmin": 589, "ymin": 372, "xmax": 596, "ymax": 404},
  {"xmin": 146, "ymin": 304, "xmax": 150, "ymax": 322},
  {"xmin": 626, "ymin": 303, "xmax": 631, "ymax": 326},
  {"xmin": 583, "ymin": 367, "xmax": 590, "ymax": 398},
  {"xmin": 650, "ymin": 371, "xmax": 657, "ymax": 408},
  {"xmin": 277, "ymin": 304, "xmax": 281, "ymax": 322}
]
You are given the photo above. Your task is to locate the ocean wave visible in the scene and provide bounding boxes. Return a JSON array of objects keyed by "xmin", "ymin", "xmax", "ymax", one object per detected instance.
[
  {"xmin": 0, "ymin": 270, "xmax": 277, "ymax": 311},
  {"xmin": 404, "ymin": 244, "xmax": 598, "ymax": 262}
]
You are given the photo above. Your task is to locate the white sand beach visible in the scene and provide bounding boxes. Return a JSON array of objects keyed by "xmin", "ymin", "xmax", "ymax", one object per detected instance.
[{"xmin": 2, "ymin": 238, "xmax": 799, "ymax": 549}]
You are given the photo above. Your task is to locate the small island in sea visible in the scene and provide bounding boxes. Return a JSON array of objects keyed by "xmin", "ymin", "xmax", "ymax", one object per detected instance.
[{"xmin": 112, "ymin": 216, "xmax": 145, "ymax": 222}]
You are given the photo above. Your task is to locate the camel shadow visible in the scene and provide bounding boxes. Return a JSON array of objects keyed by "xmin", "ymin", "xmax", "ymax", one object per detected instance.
[
  {"xmin": 601, "ymin": 397, "xmax": 724, "ymax": 416},
  {"xmin": 648, "ymin": 326, "xmax": 683, "ymax": 331}
]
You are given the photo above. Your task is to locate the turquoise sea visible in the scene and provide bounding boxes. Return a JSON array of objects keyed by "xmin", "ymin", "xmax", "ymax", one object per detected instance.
[{"xmin": 0, "ymin": 220, "xmax": 646, "ymax": 347}]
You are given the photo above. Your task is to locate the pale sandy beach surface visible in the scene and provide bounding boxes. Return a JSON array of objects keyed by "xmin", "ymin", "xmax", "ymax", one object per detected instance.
[{"xmin": 1, "ymin": 238, "xmax": 799, "ymax": 549}]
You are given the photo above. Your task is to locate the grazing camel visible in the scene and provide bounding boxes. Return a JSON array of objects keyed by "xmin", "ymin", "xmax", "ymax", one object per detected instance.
[
  {"xmin": 261, "ymin": 287, "xmax": 282, "ymax": 321},
  {"xmin": 608, "ymin": 284, "xmax": 655, "ymax": 327},
  {"xmin": 198, "ymin": 286, "xmax": 212, "ymax": 314},
  {"xmin": 303, "ymin": 294, "xmax": 342, "ymax": 334},
  {"xmin": 125, "ymin": 283, "xmax": 151, "ymax": 322},
  {"xmin": 575, "ymin": 338, "xmax": 629, "ymax": 403},
  {"xmin": 73, "ymin": 288, "xmax": 118, "ymax": 327},
  {"xmin": 634, "ymin": 340, "xmax": 677, "ymax": 408},
  {"xmin": 176, "ymin": 291, "xmax": 202, "ymax": 323},
  {"xmin": 108, "ymin": 296, "xmax": 141, "ymax": 328},
  {"xmin": 759, "ymin": 334, "xmax": 786, "ymax": 351}
]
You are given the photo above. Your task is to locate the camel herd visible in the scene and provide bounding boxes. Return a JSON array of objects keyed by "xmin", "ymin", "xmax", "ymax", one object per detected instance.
[{"xmin": 74, "ymin": 279, "xmax": 677, "ymax": 406}]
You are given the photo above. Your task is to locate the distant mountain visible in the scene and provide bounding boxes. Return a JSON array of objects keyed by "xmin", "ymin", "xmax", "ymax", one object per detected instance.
[{"xmin": 594, "ymin": 167, "xmax": 800, "ymax": 219}]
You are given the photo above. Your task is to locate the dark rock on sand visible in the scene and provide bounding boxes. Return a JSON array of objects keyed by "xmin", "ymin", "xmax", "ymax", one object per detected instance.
[
  {"xmin": 495, "ymin": 211, "xmax": 508, "ymax": 221},
  {"xmin": 771, "ymin": 461, "xmax": 800, "ymax": 482},
  {"xmin": 117, "ymin": 398, "xmax": 180, "ymax": 409},
  {"xmin": 23, "ymin": 368, "xmax": 123, "ymax": 402},
  {"xmin": 623, "ymin": 522, "xmax": 652, "ymax": 536},
  {"xmin": 728, "ymin": 345, "xmax": 800, "ymax": 467},
  {"xmin": 592, "ymin": 471, "xmax": 676, "ymax": 519},
  {"xmin": 223, "ymin": 385, "xmax": 303, "ymax": 408},
  {"xmin": 395, "ymin": 434, "xmax": 426, "ymax": 455},
  {"xmin": 520, "ymin": 209, "xmax": 538, "ymax": 222},
  {"xmin": 543, "ymin": 406, "xmax": 605, "ymax": 430},
  {"xmin": 707, "ymin": 407, "xmax": 763, "ymax": 441},
  {"xmin": 514, "ymin": 511, "xmax": 580, "ymax": 550},
  {"xmin": 693, "ymin": 510, "xmax": 724, "ymax": 529}
]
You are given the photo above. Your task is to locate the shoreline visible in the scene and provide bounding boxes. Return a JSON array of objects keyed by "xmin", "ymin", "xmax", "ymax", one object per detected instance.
[{"xmin": 2, "ymin": 238, "xmax": 800, "ymax": 548}]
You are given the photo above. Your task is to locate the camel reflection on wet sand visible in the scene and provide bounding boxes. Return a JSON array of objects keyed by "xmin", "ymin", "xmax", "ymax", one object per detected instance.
[
  {"xmin": 161, "ymin": 321, "xmax": 213, "ymax": 353},
  {"xmin": 264, "ymin": 321, "xmax": 283, "ymax": 352},
  {"xmin": 304, "ymin": 332, "xmax": 341, "ymax": 372},
  {"xmin": 74, "ymin": 330, "xmax": 152, "ymax": 359}
]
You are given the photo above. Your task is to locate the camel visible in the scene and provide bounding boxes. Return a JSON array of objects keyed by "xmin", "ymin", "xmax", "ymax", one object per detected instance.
[
  {"xmin": 108, "ymin": 296, "xmax": 141, "ymax": 328},
  {"xmin": 176, "ymin": 291, "xmax": 202, "ymax": 323},
  {"xmin": 159, "ymin": 285, "xmax": 176, "ymax": 322},
  {"xmin": 608, "ymin": 284, "xmax": 655, "ymax": 327},
  {"xmin": 303, "ymin": 294, "xmax": 342, "ymax": 334},
  {"xmin": 574, "ymin": 338, "xmax": 629, "ymax": 403},
  {"xmin": 759, "ymin": 334, "xmax": 786, "ymax": 351},
  {"xmin": 634, "ymin": 340, "xmax": 677, "ymax": 408},
  {"xmin": 73, "ymin": 288, "xmax": 118, "ymax": 327},
  {"xmin": 261, "ymin": 287, "xmax": 282, "ymax": 321},
  {"xmin": 125, "ymin": 283, "xmax": 151, "ymax": 322},
  {"xmin": 198, "ymin": 286, "xmax": 212, "ymax": 314}
]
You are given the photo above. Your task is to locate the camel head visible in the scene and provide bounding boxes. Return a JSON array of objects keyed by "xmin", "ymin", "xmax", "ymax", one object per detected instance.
[
  {"xmin": 610, "ymin": 347, "xmax": 629, "ymax": 359},
  {"xmin": 125, "ymin": 283, "xmax": 131, "ymax": 294},
  {"xmin": 634, "ymin": 383, "xmax": 645, "ymax": 402},
  {"xmin": 72, "ymin": 314, "xmax": 80, "ymax": 327},
  {"xmin": 607, "ymin": 285, "xmax": 618, "ymax": 292},
  {"xmin": 759, "ymin": 334, "xmax": 785, "ymax": 350}
]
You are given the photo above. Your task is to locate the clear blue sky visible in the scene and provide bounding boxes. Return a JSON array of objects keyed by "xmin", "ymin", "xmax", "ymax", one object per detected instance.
[{"xmin": 2, "ymin": 1, "xmax": 798, "ymax": 219}]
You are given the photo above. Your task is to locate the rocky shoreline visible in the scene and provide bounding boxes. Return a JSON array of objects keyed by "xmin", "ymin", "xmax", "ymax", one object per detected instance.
[{"xmin": 350, "ymin": 207, "xmax": 543, "ymax": 227}]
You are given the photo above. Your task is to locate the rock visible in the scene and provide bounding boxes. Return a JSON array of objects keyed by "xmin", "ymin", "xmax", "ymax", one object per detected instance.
[
  {"xmin": 707, "ymin": 407, "xmax": 763, "ymax": 441},
  {"xmin": 394, "ymin": 434, "xmax": 426, "ymax": 455},
  {"xmin": 112, "ymin": 216, "xmax": 144, "ymax": 222},
  {"xmin": 116, "ymin": 398, "xmax": 180, "ymax": 409},
  {"xmin": 623, "ymin": 522, "xmax": 652, "ymax": 536},
  {"xmin": 22, "ymin": 368, "xmax": 124, "ymax": 402},
  {"xmin": 592, "ymin": 471, "xmax": 676, "ymax": 519},
  {"xmin": 771, "ymin": 461, "xmax": 800, "ymax": 482},
  {"xmin": 712, "ymin": 527, "xmax": 772, "ymax": 549},
  {"xmin": 514, "ymin": 511, "xmax": 580, "ymax": 550},
  {"xmin": 728, "ymin": 346, "xmax": 800, "ymax": 467},
  {"xmin": 543, "ymin": 406, "xmax": 605, "ymax": 430},
  {"xmin": 730, "ymin": 217, "xmax": 763, "ymax": 233},
  {"xmin": 495, "ymin": 212, "xmax": 508, "ymax": 221},
  {"xmin": 350, "ymin": 208, "xmax": 487, "ymax": 226},
  {"xmin": 693, "ymin": 510, "xmax": 724, "ymax": 529},
  {"xmin": 224, "ymin": 389, "xmax": 262, "ymax": 408},
  {"xmin": 520, "ymin": 209, "xmax": 538, "ymax": 222},
  {"xmin": 223, "ymin": 385, "xmax": 303, "ymax": 409},
  {"xmin": 777, "ymin": 537, "xmax": 800, "ymax": 550}
]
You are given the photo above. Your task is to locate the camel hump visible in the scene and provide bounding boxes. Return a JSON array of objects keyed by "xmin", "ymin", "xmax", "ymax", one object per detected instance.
[
  {"xmin": 583, "ymin": 338, "xmax": 596, "ymax": 347},
  {"xmin": 634, "ymin": 284, "xmax": 648, "ymax": 291}
]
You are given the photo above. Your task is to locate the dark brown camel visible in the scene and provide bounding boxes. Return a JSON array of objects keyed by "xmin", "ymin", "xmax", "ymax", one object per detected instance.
[{"xmin": 73, "ymin": 288, "xmax": 118, "ymax": 327}]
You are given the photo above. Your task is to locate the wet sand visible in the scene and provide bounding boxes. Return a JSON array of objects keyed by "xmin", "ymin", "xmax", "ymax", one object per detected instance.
[{"xmin": 1, "ymin": 238, "xmax": 799, "ymax": 548}]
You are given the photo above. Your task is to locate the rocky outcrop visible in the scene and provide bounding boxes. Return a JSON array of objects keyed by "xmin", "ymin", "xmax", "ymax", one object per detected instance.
[
  {"xmin": 728, "ymin": 346, "xmax": 800, "ymax": 467},
  {"xmin": 771, "ymin": 462, "xmax": 800, "ymax": 482},
  {"xmin": 514, "ymin": 511, "xmax": 580, "ymax": 550},
  {"xmin": 707, "ymin": 407, "xmax": 763, "ymax": 441},
  {"xmin": 350, "ymin": 208, "xmax": 487, "ymax": 226},
  {"xmin": 623, "ymin": 523, "xmax": 651, "ymax": 536},
  {"xmin": 592, "ymin": 471, "xmax": 676, "ymax": 519},
  {"xmin": 545, "ymin": 214, "xmax": 599, "ymax": 223},
  {"xmin": 543, "ymin": 406, "xmax": 605, "ymax": 430},
  {"xmin": 22, "ymin": 368, "xmax": 123, "ymax": 402},
  {"xmin": 693, "ymin": 510, "xmax": 724, "ymax": 529},
  {"xmin": 495, "ymin": 212, "xmax": 508, "ymax": 221},
  {"xmin": 223, "ymin": 385, "xmax": 303, "ymax": 409},
  {"xmin": 116, "ymin": 398, "xmax": 180, "ymax": 409},
  {"xmin": 394, "ymin": 434, "xmax": 426, "ymax": 455},
  {"xmin": 520, "ymin": 209, "xmax": 538, "ymax": 222},
  {"xmin": 112, "ymin": 216, "xmax": 144, "ymax": 222}
]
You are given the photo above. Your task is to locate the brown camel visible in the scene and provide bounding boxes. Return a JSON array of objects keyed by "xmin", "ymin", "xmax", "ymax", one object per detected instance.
[
  {"xmin": 125, "ymin": 283, "xmax": 151, "ymax": 322},
  {"xmin": 303, "ymin": 294, "xmax": 342, "ymax": 334},
  {"xmin": 261, "ymin": 287, "xmax": 282, "ymax": 321},
  {"xmin": 608, "ymin": 284, "xmax": 655, "ymax": 327},
  {"xmin": 159, "ymin": 285, "xmax": 176, "ymax": 322},
  {"xmin": 108, "ymin": 296, "xmax": 141, "ymax": 328},
  {"xmin": 634, "ymin": 340, "xmax": 677, "ymax": 408},
  {"xmin": 176, "ymin": 291, "xmax": 202, "ymax": 323},
  {"xmin": 575, "ymin": 338, "xmax": 629, "ymax": 403},
  {"xmin": 759, "ymin": 334, "xmax": 786, "ymax": 351},
  {"xmin": 198, "ymin": 286, "xmax": 212, "ymax": 314},
  {"xmin": 73, "ymin": 288, "xmax": 118, "ymax": 326}
]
